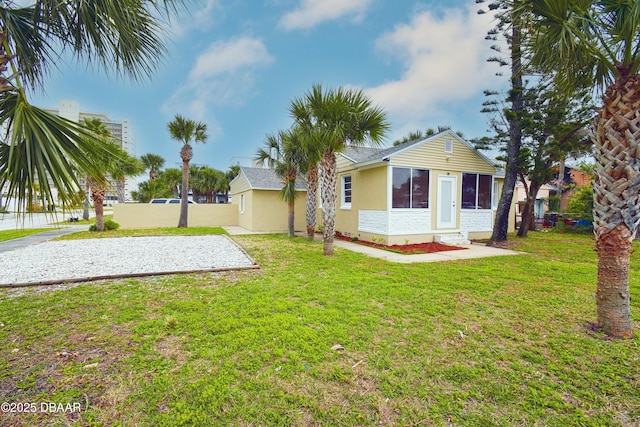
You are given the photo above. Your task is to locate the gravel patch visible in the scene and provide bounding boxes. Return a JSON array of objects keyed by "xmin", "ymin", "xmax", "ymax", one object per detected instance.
[{"xmin": 0, "ymin": 235, "xmax": 257, "ymax": 287}]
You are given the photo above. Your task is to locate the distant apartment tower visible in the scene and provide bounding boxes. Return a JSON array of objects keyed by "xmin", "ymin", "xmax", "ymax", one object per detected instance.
[{"xmin": 45, "ymin": 100, "xmax": 136, "ymax": 202}]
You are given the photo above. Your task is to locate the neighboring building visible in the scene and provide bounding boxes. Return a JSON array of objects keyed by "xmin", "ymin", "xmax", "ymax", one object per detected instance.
[
  {"xmin": 514, "ymin": 181, "xmax": 556, "ymax": 225},
  {"xmin": 45, "ymin": 100, "xmax": 136, "ymax": 202},
  {"xmin": 560, "ymin": 167, "xmax": 592, "ymax": 211},
  {"xmin": 230, "ymin": 130, "xmax": 516, "ymax": 244}
]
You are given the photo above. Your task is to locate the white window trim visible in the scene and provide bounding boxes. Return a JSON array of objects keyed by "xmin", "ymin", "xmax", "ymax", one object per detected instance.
[
  {"xmin": 492, "ymin": 181, "xmax": 499, "ymax": 210},
  {"xmin": 240, "ymin": 194, "xmax": 245, "ymax": 214},
  {"xmin": 341, "ymin": 175, "xmax": 352, "ymax": 210}
]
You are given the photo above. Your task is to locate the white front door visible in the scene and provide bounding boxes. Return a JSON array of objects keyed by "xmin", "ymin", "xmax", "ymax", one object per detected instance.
[{"xmin": 437, "ymin": 175, "xmax": 457, "ymax": 229}]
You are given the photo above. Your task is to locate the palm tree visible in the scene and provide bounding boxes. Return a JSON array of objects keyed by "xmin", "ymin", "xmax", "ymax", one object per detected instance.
[
  {"xmin": 80, "ymin": 118, "xmax": 111, "ymax": 231},
  {"xmin": 255, "ymin": 128, "xmax": 305, "ymax": 237},
  {"xmin": 295, "ymin": 127, "xmax": 323, "ymax": 241},
  {"xmin": 224, "ymin": 165, "xmax": 241, "ymax": 203},
  {"xmin": 112, "ymin": 154, "xmax": 143, "ymax": 203},
  {"xmin": 0, "ymin": 0, "xmax": 188, "ymax": 214},
  {"xmin": 524, "ymin": 0, "xmax": 640, "ymax": 338},
  {"xmin": 80, "ymin": 118, "xmax": 138, "ymax": 231},
  {"xmin": 167, "ymin": 114, "xmax": 208, "ymax": 228},
  {"xmin": 160, "ymin": 168, "xmax": 183, "ymax": 198},
  {"xmin": 133, "ymin": 179, "xmax": 169, "ymax": 203},
  {"xmin": 214, "ymin": 169, "xmax": 229, "ymax": 204},
  {"xmin": 140, "ymin": 153, "xmax": 165, "ymax": 181},
  {"xmin": 190, "ymin": 166, "xmax": 221, "ymax": 203},
  {"xmin": 291, "ymin": 84, "xmax": 390, "ymax": 255}
]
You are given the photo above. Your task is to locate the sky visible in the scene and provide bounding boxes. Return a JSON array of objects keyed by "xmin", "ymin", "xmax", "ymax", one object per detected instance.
[{"xmin": 29, "ymin": 0, "xmax": 505, "ymax": 182}]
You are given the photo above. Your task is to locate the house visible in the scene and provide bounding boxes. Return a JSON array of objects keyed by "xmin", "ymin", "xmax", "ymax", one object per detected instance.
[
  {"xmin": 229, "ymin": 130, "xmax": 515, "ymax": 244},
  {"xmin": 331, "ymin": 130, "xmax": 514, "ymax": 245},
  {"xmin": 560, "ymin": 167, "xmax": 592, "ymax": 211},
  {"xmin": 514, "ymin": 181, "xmax": 556, "ymax": 224},
  {"xmin": 230, "ymin": 167, "xmax": 308, "ymax": 233}
]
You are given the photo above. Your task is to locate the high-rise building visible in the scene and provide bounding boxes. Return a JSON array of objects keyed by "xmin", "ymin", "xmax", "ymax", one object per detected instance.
[{"xmin": 45, "ymin": 100, "xmax": 136, "ymax": 202}]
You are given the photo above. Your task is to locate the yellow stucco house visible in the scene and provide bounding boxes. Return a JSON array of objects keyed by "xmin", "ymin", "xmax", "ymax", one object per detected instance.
[
  {"xmin": 230, "ymin": 166, "xmax": 307, "ymax": 233},
  {"xmin": 230, "ymin": 130, "xmax": 515, "ymax": 243}
]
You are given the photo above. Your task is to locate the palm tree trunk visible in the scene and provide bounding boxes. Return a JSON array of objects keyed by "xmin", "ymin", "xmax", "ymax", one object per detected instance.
[
  {"xmin": 117, "ymin": 178, "xmax": 126, "ymax": 203},
  {"xmin": 179, "ymin": 159, "xmax": 189, "ymax": 228},
  {"xmin": 178, "ymin": 145, "xmax": 192, "ymax": 228},
  {"xmin": 88, "ymin": 178, "xmax": 105, "ymax": 232},
  {"xmin": 595, "ymin": 226, "xmax": 633, "ymax": 338},
  {"xmin": 592, "ymin": 73, "xmax": 640, "ymax": 338},
  {"xmin": 288, "ymin": 199, "xmax": 295, "ymax": 237},
  {"xmin": 320, "ymin": 151, "xmax": 337, "ymax": 256},
  {"xmin": 305, "ymin": 163, "xmax": 318, "ymax": 241}
]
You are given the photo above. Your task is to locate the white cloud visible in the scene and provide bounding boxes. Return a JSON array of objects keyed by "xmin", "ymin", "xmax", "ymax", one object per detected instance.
[
  {"xmin": 366, "ymin": 5, "xmax": 499, "ymax": 125},
  {"xmin": 189, "ymin": 37, "xmax": 273, "ymax": 79},
  {"xmin": 279, "ymin": 0, "xmax": 373, "ymax": 31},
  {"xmin": 168, "ymin": 0, "xmax": 223, "ymax": 37},
  {"xmin": 162, "ymin": 37, "xmax": 274, "ymax": 123}
]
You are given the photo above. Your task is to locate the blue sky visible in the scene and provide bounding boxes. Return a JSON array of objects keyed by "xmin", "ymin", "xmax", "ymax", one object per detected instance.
[{"xmin": 29, "ymin": 0, "xmax": 503, "ymax": 179}]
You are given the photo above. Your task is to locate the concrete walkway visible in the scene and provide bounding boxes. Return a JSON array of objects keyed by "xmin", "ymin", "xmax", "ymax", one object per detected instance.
[
  {"xmin": 332, "ymin": 239, "xmax": 524, "ymax": 263},
  {"xmin": 0, "ymin": 225, "xmax": 86, "ymax": 253},
  {"xmin": 223, "ymin": 226, "xmax": 524, "ymax": 263}
]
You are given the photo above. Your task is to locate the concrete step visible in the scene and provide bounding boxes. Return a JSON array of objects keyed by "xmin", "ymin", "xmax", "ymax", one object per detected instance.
[{"xmin": 434, "ymin": 233, "xmax": 470, "ymax": 246}]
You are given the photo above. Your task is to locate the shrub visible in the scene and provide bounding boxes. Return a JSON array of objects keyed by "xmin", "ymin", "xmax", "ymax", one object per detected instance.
[
  {"xmin": 546, "ymin": 195, "xmax": 561, "ymax": 212},
  {"xmin": 89, "ymin": 219, "xmax": 120, "ymax": 232},
  {"xmin": 26, "ymin": 203, "xmax": 44, "ymax": 213},
  {"xmin": 567, "ymin": 185, "xmax": 594, "ymax": 221},
  {"xmin": 553, "ymin": 220, "xmax": 593, "ymax": 235}
]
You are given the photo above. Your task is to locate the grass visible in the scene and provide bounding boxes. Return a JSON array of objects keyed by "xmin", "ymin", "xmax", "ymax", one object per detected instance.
[
  {"xmin": 0, "ymin": 228, "xmax": 54, "ymax": 243},
  {"xmin": 0, "ymin": 231, "xmax": 638, "ymax": 426}
]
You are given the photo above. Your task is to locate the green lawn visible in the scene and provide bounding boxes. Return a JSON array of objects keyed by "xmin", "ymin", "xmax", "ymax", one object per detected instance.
[
  {"xmin": 0, "ymin": 228, "xmax": 53, "ymax": 243},
  {"xmin": 0, "ymin": 232, "xmax": 638, "ymax": 426}
]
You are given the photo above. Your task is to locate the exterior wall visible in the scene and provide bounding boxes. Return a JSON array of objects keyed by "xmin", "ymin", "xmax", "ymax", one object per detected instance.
[
  {"xmin": 235, "ymin": 189, "xmax": 307, "ymax": 233},
  {"xmin": 230, "ymin": 173, "xmax": 252, "ymax": 195},
  {"xmin": 335, "ymin": 166, "xmax": 387, "ymax": 239},
  {"xmin": 113, "ymin": 203, "xmax": 238, "ymax": 229},
  {"xmin": 235, "ymin": 190, "xmax": 253, "ymax": 230},
  {"xmin": 389, "ymin": 135, "xmax": 497, "ymax": 174},
  {"xmin": 336, "ymin": 155, "xmax": 356, "ymax": 172},
  {"xmin": 333, "ymin": 134, "xmax": 516, "ymax": 245}
]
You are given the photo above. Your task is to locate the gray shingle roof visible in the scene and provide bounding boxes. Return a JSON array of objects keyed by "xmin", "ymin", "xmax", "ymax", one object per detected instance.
[
  {"xmin": 340, "ymin": 146, "xmax": 384, "ymax": 163},
  {"xmin": 240, "ymin": 167, "xmax": 307, "ymax": 191}
]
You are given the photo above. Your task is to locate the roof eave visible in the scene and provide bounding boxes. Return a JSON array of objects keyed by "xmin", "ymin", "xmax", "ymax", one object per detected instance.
[{"xmin": 350, "ymin": 159, "xmax": 389, "ymax": 170}]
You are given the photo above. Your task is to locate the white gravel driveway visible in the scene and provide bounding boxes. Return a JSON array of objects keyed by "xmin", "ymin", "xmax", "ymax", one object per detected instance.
[{"xmin": 0, "ymin": 235, "xmax": 257, "ymax": 287}]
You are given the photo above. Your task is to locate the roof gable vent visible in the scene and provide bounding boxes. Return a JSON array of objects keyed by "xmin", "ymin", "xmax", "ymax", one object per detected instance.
[{"xmin": 444, "ymin": 138, "xmax": 453, "ymax": 153}]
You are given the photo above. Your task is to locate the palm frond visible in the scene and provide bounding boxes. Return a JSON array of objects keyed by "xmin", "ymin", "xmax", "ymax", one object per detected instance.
[
  {"xmin": 0, "ymin": 91, "xmax": 118, "ymax": 212},
  {"xmin": 168, "ymin": 114, "xmax": 208, "ymax": 146},
  {"xmin": 3, "ymin": 0, "xmax": 185, "ymax": 87}
]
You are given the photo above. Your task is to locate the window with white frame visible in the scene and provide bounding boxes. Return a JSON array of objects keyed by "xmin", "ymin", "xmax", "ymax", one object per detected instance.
[
  {"xmin": 240, "ymin": 194, "xmax": 245, "ymax": 214},
  {"xmin": 462, "ymin": 173, "xmax": 492, "ymax": 209},
  {"xmin": 341, "ymin": 175, "xmax": 352, "ymax": 208},
  {"xmin": 392, "ymin": 167, "xmax": 429, "ymax": 208}
]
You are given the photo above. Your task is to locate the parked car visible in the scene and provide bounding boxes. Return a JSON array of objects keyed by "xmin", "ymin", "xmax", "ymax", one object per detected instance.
[{"xmin": 149, "ymin": 198, "xmax": 196, "ymax": 204}]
